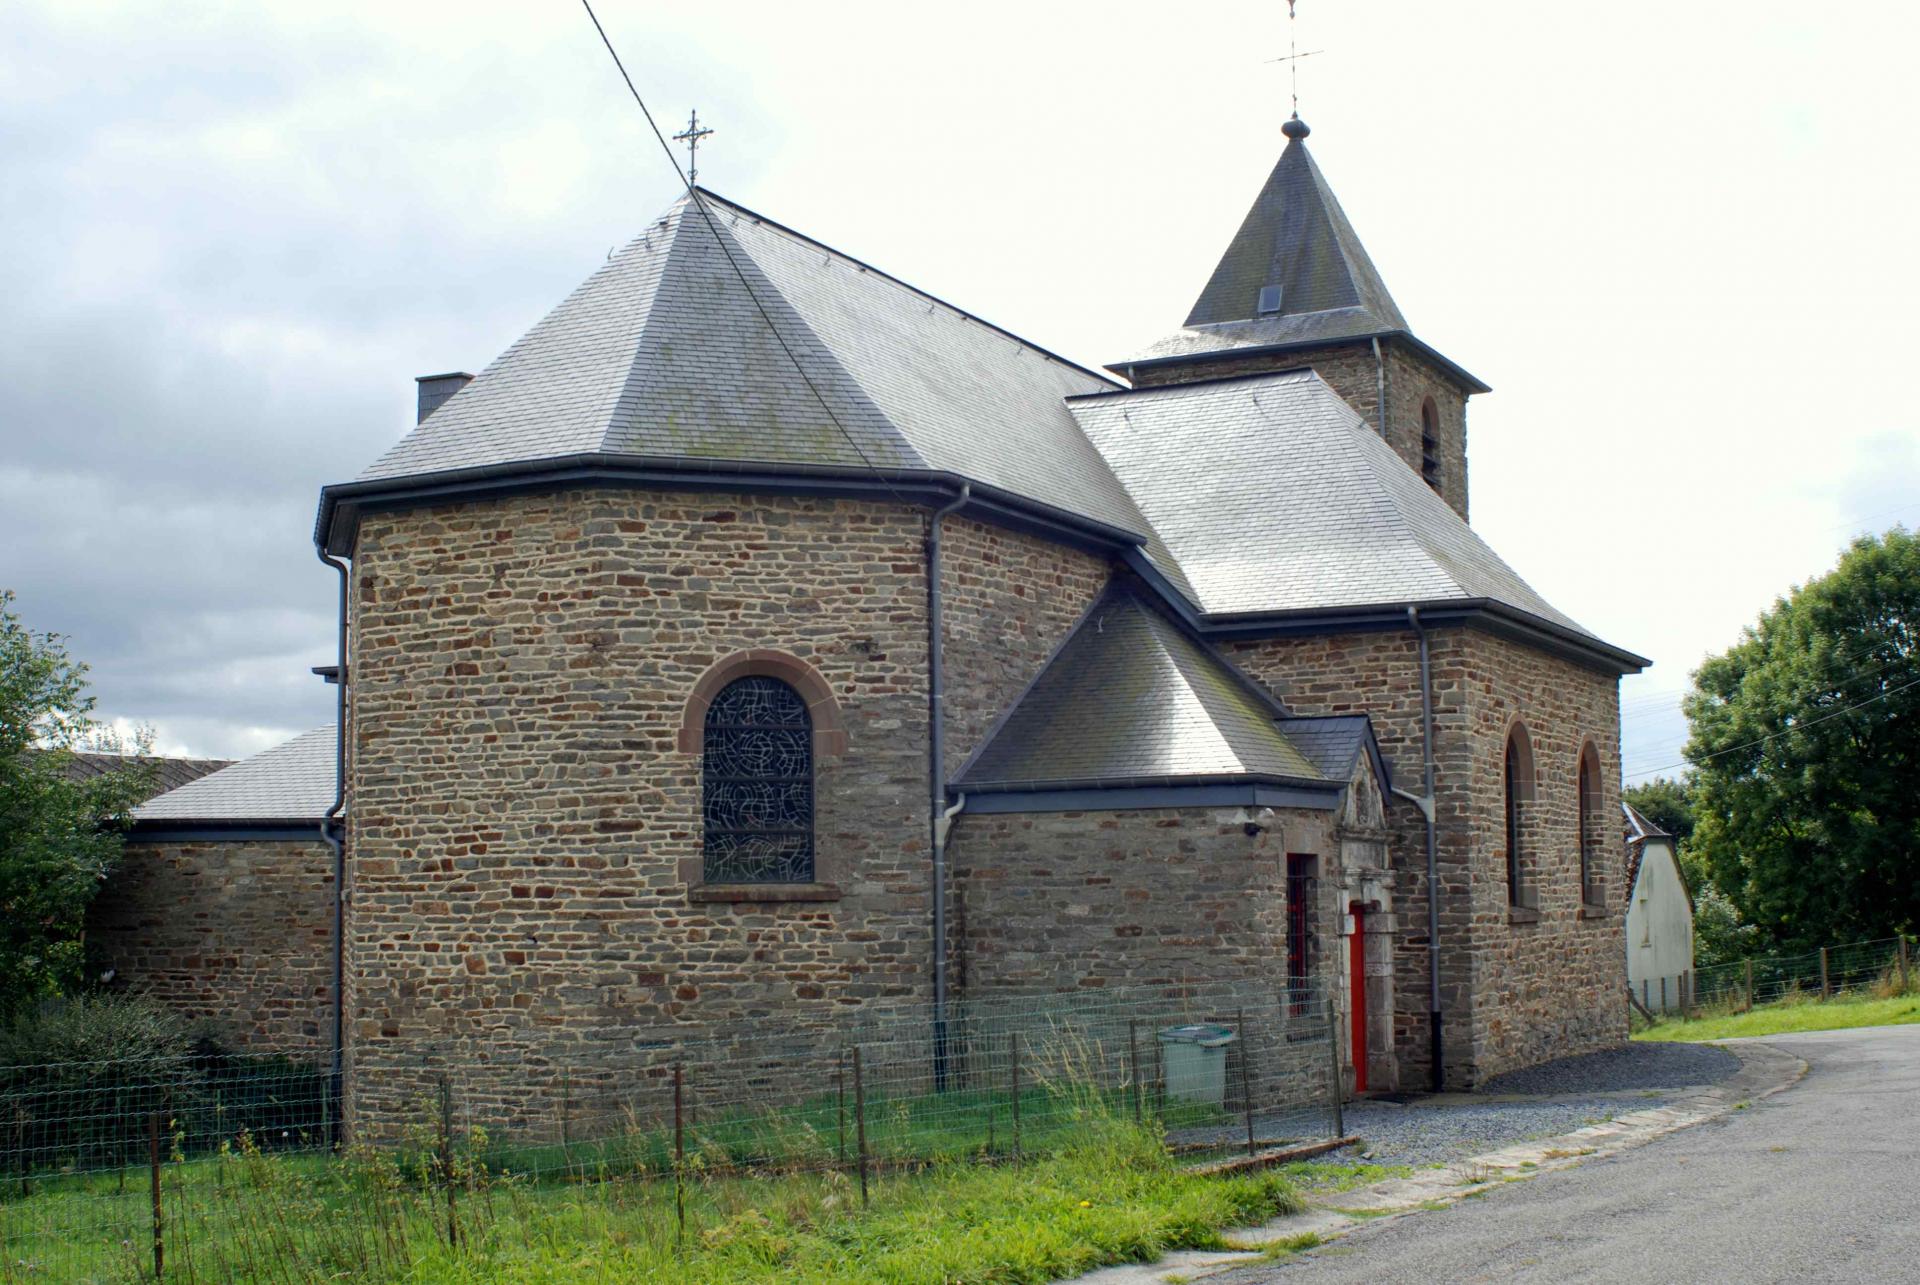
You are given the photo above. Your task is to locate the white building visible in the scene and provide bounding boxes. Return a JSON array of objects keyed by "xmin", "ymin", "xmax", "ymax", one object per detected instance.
[{"xmin": 1624, "ymin": 803, "xmax": 1694, "ymax": 1012}]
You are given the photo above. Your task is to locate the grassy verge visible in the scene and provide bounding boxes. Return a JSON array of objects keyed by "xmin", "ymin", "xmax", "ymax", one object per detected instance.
[
  {"xmin": 1634, "ymin": 992, "xmax": 1920, "ymax": 1042},
  {"xmin": 0, "ymin": 1119, "xmax": 1300, "ymax": 1284}
]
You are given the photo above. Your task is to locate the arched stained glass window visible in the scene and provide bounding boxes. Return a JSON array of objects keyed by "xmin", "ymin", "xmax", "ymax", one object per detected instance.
[{"xmin": 702, "ymin": 676, "xmax": 815, "ymax": 884}]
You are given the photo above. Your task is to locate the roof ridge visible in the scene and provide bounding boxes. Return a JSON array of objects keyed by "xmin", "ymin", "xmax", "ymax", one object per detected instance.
[
  {"xmin": 1257, "ymin": 384, "xmax": 1473, "ymax": 603},
  {"xmin": 608, "ymin": 200, "xmax": 922, "ymax": 470},
  {"xmin": 693, "ymin": 188, "xmax": 1123, "ymax": 391}
]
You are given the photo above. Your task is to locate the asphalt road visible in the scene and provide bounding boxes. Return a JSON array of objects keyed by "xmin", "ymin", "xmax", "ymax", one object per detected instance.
[{"xmin": 1226, "ymin": 1024, "xmax": 1920, "ymax": 1284}]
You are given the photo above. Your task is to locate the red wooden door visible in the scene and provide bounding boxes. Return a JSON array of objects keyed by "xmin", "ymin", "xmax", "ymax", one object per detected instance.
[{"xmin": 1348, "ymin": 905, "xmax": 1369, "ymax": 1093}]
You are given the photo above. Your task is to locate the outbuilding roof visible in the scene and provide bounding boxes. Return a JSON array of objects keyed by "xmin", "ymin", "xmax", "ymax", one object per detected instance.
[{"xmin": 133, "ymin": 727, "xmax": 335, "ymax": 827}]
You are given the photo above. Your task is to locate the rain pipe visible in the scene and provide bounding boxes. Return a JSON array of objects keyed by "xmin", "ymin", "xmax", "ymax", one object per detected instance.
[
  {"xmin": 1388, "ymin": 605, "xmax": 1444, "ymax": 1091},
  {"xmin": 927, "ymin": 482, "xmax": 970, "ymax": 1092},
  {"xmin": 316, "ymin": 547, "xmax": 350, "ymax": 1141}
]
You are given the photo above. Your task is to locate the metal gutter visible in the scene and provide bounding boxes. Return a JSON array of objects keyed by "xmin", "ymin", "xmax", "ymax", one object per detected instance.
[
  {"xmin": 961, "ymin": 781, "xmax": 1346, "ymax": 814},
  {"xmin": 315, "ymin": 455, "xmax": 1146, "ymax": 559},
  {"xmin": 926, "ymin": 483, "xmax": 970, "ymax": 1092},
  {"xmin": 128, "ymin": 823, "xmax": 325, "ymax": 842},
  {"xmin": 1112, "ymin": 328, "xmax": 1492, "ymax": 395},
  {"xmin": 317, "ymin": 547, "xmax": 349, "ymax": 1144}
]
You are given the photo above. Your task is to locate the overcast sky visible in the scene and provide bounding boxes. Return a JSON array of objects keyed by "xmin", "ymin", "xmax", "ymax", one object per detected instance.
[{"xmin": 4, "ymin": 1, "xmax": 1916, "ymax": 779}]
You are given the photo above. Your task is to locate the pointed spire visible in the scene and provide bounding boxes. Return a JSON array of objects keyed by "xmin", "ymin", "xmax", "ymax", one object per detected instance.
[{"xmin": 1183, "ymin": 118, "xmax": 1405, "ymax": 332}]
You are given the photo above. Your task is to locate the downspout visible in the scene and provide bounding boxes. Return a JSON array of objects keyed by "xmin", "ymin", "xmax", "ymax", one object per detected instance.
[
  {"xmin": 316, "ymin": 547, "xmax": 349, "ymax": 1142},
  {"xmin": 1389, "ymin": 606, "xmax": 1443, "ymax": 1092},
  {"xmin": 1370, "ymin": 336, "xmax": 1388, "ymax": 439},
  {"xmin": 926, "ymin": 483, "xmax": 970, "ymax": 1091}
]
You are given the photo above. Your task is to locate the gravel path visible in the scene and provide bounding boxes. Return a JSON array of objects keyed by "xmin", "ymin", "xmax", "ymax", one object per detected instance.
[
  {"xmin": 1342, "ymin": 1040, "xmax": 1740, "ymax": 1169},
  {"xmin": 1477, "ymin": 1040, "xmax": 1738, "ymax": 1096}
]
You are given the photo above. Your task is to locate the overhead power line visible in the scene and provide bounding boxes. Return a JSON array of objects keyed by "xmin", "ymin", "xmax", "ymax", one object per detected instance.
[{"xmin": 1625, "ymin": 672, "xmax": 1920, "ymax": 784}]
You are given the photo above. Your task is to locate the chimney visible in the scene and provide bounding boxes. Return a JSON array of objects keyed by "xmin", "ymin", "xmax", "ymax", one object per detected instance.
[{"xmin": 414, "ymin": 371, "xmax": 474, "ymax": 424}]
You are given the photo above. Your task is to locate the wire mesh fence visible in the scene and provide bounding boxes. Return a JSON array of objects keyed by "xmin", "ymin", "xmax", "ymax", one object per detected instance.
[
  {"xmin": 1636, "ymin": 933, "xmax": 1915, "ymax": 1019},
  {"xmin": 0, "ymin": 977, "xmax": 1342, "ymax": 1282}
]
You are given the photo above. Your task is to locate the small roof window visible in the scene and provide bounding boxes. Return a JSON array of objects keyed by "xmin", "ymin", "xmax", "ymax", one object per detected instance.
[{"xmin": 1256, "ymin": 285, "xmax": 1283, "ymax": 315}]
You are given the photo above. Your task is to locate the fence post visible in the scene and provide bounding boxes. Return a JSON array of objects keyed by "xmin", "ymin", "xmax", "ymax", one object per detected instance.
[
  {"xmin": 438, "ymin": 1075, "xmax": 458, "ymax": 1249},
  {"xmin": 560, "ymin": 1067, "xmax": 571, "ymax": 1152},
  {"xmin": 1745, "ymin": 959, "xmax": 1755, "ymax": 1013},
  {"xmin": 1327, "ymin": 1010, "xmax": 1345, "ymax": 1139},
  {"xmin": 673, "ymin": 1063, "xmax": 685, "ymax": 1247},
  {"xmin": 148, "ymin": 1107, "xmax": 163, "ymax": 1281},
  {"xmin": 1900, "ymin": 936, "xmax": 1911, "ymax": 995},
  {"xmin": 1684, "ymin": 971, "xmax": 1695, "ymax": 1020},
  {"xmin": 1820, "ymin": 947, "xmax": 1831, "ymax": 1000},
  {"xmin": 1659, "ymin": 976, "xmax": 1667, "ymax": 1012},
  {"xmin": 13, "ymin": 1103, "xmax": 26, "ymax": 1200},
  {"xmin": 835, "ymin": 1052, "xmax": 846, "ymax": 1165},
  {"xmin": 1129, "ymin": 1020, "xmax": 1142, "ymax": 1126},
  {"xmin": 851, "ymin": 1046, "xmax": 870, "ymax": 1209},
  {"xmin": 1009, "ymin": 1032, "xmax": 1022, "ymax": 1164},
  {"xmin": 1238, "ymin": 1007, "xmax": 1256, "ymax": 1157}
]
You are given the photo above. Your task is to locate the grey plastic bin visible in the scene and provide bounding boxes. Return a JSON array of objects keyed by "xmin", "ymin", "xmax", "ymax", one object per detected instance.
[{"xmin": 1157, "ymin": 1023, "xmax": 1237, "ymax": 1106}]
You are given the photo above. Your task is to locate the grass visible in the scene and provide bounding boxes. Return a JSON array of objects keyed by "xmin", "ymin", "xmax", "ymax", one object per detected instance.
[
  {"xmin": 0, "ymin": 1115, "xmax": 1300, "ymax": 1284},
  {"xmin": 1634, "ymin": 992, "xmax": 1920, "ymax": 1042}
]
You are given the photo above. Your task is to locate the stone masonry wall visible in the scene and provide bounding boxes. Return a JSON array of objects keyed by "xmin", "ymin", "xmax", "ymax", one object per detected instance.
[
  {"xmin": 950, "ymin": 806, "xmax": 1334, "ymax": 994},
  {"xmin": 345, "ymin": 489, "xmax": 936, "ymax": 1133},
  {"xmin": 1457, "ymin": 633, "xmax": 1624, "ymax": 1077},
  {"xmin": 1230, "ymin": 626, "xmax": 1626, "ymax": 1085},
  {"xmin": 89, "ymin": 839, "xmax": 334, "ymax": 1051},
  {"xmin": 1228, "ymin": 630, "xmax": 1472, "ymax": 1088},
  {"xmin": 1126, "ymin": 338, "xmax": 1472, "ymax": 521},
  {"xmin": 938, "ymin": 517, "xmax": 1112, "ymax": 768}
]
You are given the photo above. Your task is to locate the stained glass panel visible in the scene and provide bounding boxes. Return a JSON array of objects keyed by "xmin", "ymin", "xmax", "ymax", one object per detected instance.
[{"xmin": 702, "ymin": 676, "xmax": 814, "ymax": 883}]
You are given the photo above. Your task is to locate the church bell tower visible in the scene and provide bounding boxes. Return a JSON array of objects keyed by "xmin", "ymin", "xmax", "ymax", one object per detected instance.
[{"xmin": 1110, "ymin": 115, "xmax": 1487, "ymax": 522}]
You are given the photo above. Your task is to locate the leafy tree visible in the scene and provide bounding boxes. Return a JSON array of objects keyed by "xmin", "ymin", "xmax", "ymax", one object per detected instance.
[
  {"xmin": 0, "ymin": 591, "xmax": 153, "ymax": 1016},
  {"xmin": 1683, "ymin": 528, "xmax": 1920, "ymax": 952},
  {"xmin": 1689, "ymin": 885, "xmax": 1760, "ymax": 968},
  {"xmin": 1623, "ymin": 776, "xmax": 1695, "ymax": 846}
]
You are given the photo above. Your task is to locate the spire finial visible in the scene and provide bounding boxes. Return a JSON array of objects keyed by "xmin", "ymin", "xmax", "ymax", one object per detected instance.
[
  {"xmin": 1266, "ymin": 1, "xmax": 1320, "ymax": 139},
  {"xmin": 673, "ymin": 109, "xmax": 714, "ymax": 186}
]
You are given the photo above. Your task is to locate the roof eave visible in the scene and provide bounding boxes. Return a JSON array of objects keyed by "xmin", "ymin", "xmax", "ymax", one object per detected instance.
[
  {"xmin": 1108, "ymin": 329, "xmax": 1491, "ymax": 395},
  {"xmin": 1193, "ymin": 593, "xmax": 1650, "ymax": 675},
  {"xmin": 315, "ymin": 454, "xmax": 1151, "ymax": 558}
]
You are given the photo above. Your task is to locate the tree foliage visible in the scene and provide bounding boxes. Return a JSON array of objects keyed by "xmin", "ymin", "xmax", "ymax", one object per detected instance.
[
  {"xmin": 1622, "ymin": 776, "xmax": 1696, "ymax": 846},
  {"xmin": 1683, "ymin": 529, "xmax": 1920, "ymax": 952},
  {"xmin": 0, "ymin": 591, "xmax": 153, "ymax": 1016}
]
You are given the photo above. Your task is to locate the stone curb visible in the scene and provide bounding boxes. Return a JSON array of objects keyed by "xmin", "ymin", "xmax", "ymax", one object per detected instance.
[{"xmin": 1068, "ymin": 1040, "xmax": 1808, "ymax": 1285}]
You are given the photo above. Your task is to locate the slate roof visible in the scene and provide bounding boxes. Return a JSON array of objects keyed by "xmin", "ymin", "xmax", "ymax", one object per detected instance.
[
  {"xmin": 349, "ymin": 190, "xmax": 1171, "ymax": 568},
  {"xmin": 1117, "ymin": 123, "xmax": 1432, "ymax": 370},
  {"xmin": 133, "ymin": 727, "xmax": 336, "ymax": 825},
  {"xmin": 955, "ymin": 585, "xmax": 1344, "ymax": 791},
  {"xmin": 1622, "ymin": 800, "xmax": 1676, "ymax": 894},
  {"xmin": 60, "ymin": 752, "xmax": 231, "ymax": 799},
  {"xmin": 1069, "ymin": 369, "xmax": 1609, "ymax": 646}
]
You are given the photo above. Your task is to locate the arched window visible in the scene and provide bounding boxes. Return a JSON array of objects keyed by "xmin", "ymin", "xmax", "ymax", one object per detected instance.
[
  {"xmin": 702, "ymin": 676, "xmax": 814, "ymax": 884},
  {"xmin": 1420, "ymin": 399, "xmax": 1443, "ymax": 493},
  {"xmin": 1503, "ymin": 724, "xmax": 1535, "ymax": 909},
  {"xmin": 1578, "ymin": 745, "xmax": 1602, "ymax": 907}
]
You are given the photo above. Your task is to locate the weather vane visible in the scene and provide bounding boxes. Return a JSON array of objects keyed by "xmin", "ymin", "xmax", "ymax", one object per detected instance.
[
  {"xmin": 673, "ymin": 109, "xmax": 714, "ymax": 185},
  {"xmin": 1265, "ymin": 0, "xmax": 1322, "ymax": 122}
]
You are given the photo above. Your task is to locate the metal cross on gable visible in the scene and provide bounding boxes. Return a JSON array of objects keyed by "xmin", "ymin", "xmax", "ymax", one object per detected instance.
[{"xmin": 673, "ymin": 109, "xmax": 714, "ymax": 185}]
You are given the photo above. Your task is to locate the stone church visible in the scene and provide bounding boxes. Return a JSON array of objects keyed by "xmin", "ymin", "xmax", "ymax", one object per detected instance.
[{"xmin": 93, "ymin": 114, "xmax": 1647, "ymax": 1122}]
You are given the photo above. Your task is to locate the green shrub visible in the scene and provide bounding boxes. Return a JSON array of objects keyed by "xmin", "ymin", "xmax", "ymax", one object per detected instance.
[{"xmin": 0, "ymin": 992, "xmax": 196, "ymax": 1175}]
